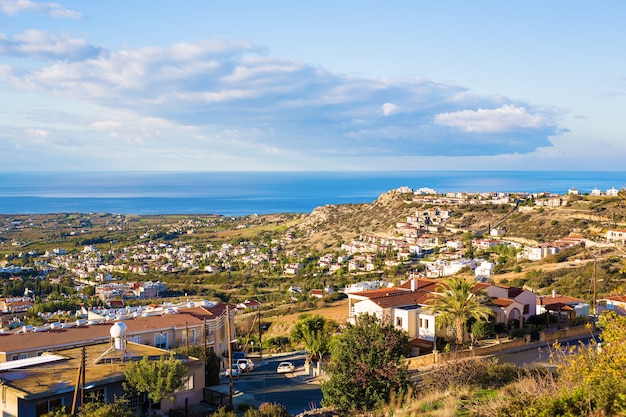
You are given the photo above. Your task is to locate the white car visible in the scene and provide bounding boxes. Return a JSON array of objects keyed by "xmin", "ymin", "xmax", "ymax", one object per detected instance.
[
  {"xmin": 237, "ymin": 358, "xmax": 255, "ymax": 373},
  {"xmin": 276, "ymin": 361, "xmax": 295, "ymax": 374}
]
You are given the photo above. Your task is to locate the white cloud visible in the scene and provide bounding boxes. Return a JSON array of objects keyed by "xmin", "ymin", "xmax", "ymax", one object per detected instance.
[
  {"xmin": 0, "ymin": 30, "xmax": 103, "ymax": 60},
  {"xmin": 382, "ymin": 102, "xmax": 399, "ymax": 116},
  {"xmin": 0, "ymin": 0, "xmax": 82, "ymax": 19},
  {"xmin": 0, "ymin": 35, "xmax": 563, "ymax": 168},
  {"xmin": 24, "ymin": 127, "xmax": 51, "ymax": 139},
  {"xmin": 434, "ymin": 104, "xmax": 553, "ymax": 133}
]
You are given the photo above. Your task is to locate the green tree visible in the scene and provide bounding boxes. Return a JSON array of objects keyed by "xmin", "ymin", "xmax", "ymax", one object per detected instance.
[
  {"xmin": 123, "ymin": 353, "xmax": 188, "ymax": 416},
  {"xmin": 427, "ymin": 277, "xmax": 492, "ymax": 346},
  {"xmin": 470, "ymin": 319, "xmax": 494, "ymax": 343},
  {"xmin": 291, "ymin": 314, "xmax": 337, "ymax": 364},
  {"xmin": 78, "ymin": 398, "xmax": 135, "ymax": 417},
  {"xmin": 321, "ymin": 314, "xmax": 409, "ymax": 411},
  {"xmin": 42, "ymin": 397, "xmax": 134, "ymax": 417},
  {"xmin": 175, "ymin": 345, "xmax": 221, "ymax": 386}
]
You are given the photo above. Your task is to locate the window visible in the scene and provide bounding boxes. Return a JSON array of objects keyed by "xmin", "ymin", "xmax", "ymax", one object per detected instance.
[
  {"xmin": 183, "ymin": 329, "xmax": 196, "ymax": 344},
  {"xmin": 176, "ymin": 375, "xmax": 194, "ymax": 393},
  {"xmin": 154, "ymin": 332, "xmax": 168, "ymax": 349},
  {"xmin": 19, "ymin": 353, "xmax": 28, "ymax": 359},
  {"xmin": 86, "ymin": 388, "xmax": 105, "ymax": 403},
  {"xmin": 128, "ymin": 335, "xmax": 141, "ymax": 343},
  {"xmin": 36, "ymin": 398, "xmax": 62, "ymax": 417},
  {"xmin": 523, "ymin": 304, "xmax": 530, "ymax": 314},
  {"xmin": 11, "ymin": 355, "xmax": 18, "ymax": 361},
  {"xmin": 395, "ymin": 317, "xmax": 402, "ymax": 327}
]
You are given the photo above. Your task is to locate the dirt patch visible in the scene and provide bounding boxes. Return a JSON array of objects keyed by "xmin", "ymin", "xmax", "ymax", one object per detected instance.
[{"xmin": 262, "ymin": 299, "xmax": 349, "ymax": 338}]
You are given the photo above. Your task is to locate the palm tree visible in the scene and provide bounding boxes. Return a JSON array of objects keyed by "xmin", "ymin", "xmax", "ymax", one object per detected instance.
[{"xmin": 427, "ymin": 277, "xmax": 492, "ymax": 346}]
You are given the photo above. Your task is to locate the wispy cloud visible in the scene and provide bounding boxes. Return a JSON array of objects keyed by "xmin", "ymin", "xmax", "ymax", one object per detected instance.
[
  {"xmin": 434, "ymin": 104, "xmax": 555, "ymax": 133},
  {"xmin": 0, "ymin": 0, "xmax": 82, "ymax": 19},
  {"xmin": 0, "ymin": 30, "xmax": 103, "ymax": 60}
]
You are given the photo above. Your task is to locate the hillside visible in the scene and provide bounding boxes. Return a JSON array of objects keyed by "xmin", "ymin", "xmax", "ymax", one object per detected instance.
[{"xmin": 289, "ymin": 191, "xmax": 625, "ymax": 251}]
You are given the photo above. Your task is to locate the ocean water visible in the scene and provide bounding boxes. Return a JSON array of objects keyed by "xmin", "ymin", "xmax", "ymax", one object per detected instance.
[{"xmin": 0, "ymin": 171, "xmax": 624, "ymax": 216}]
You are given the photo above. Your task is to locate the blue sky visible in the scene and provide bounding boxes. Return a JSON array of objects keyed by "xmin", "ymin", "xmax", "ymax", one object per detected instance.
[{"xmin": 0, "ymin": 1, "xmax": 625, "ymax": 171}]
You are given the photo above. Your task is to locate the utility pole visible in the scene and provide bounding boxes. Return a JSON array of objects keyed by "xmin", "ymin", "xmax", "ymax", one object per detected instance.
[
  {"xmin": 185, "ymin": 321, "xmax": 189, "ymax": 356},
  {"xmin": 226, "ymin": 305, "xmax": 233, "ymax": 410},
  {"xmin": 593, "ymin": 255, "xmax": 597, "ymax": 317},
  {"xmin": 258, "ymin": 307, "xmax": 263, "ymax": 360},
  {"xmin": 71, "ymin": 346, "xmax": 86, "ymax": 415},
  {"xmin": 203, "ymin": 318, "xmax": 207, "ymax": 358}
]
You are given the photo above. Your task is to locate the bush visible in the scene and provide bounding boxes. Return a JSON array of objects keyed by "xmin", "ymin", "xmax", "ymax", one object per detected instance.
[
  {"xmin": 420, "ymin": 358, "xmax": 519, "ymax": 392},
  {"xmin": 244, "ymin": 402, "xmax": 290, "ymax": 417}
]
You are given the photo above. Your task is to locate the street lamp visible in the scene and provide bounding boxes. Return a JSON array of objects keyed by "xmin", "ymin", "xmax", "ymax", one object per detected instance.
[{"xmin": 250, "ymin": 341, "xmax": 254, "ymax": 354}]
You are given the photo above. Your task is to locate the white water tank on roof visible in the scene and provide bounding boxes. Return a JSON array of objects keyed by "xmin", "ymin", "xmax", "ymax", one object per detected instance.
[{"xmin": 110, "ymin": 322, "xmax": 127, "ymax": 350}]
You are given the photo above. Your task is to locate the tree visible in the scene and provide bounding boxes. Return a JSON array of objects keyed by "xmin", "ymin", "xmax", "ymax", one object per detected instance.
[
  {"xmin": 321, "ymin": 314, "xmax": 409, "ymax": 411},
  {"xmin": 176, "ymin": 345, "xmax": 221, "ymax": 386},
  {"xmin": 42, "ymin": 398, "xmax": 134, "ymax": 417},
  {"xmin": 427, "ymin": 277, "xmax": 492, "ymax": 346},
  {"xmin": 123, "ymin": 353, "xmax": 188, "ymax": 416},
  {"xmin": 291, "ymin": 314, "xmax": 337, "ymax": 364},
  {"xmin": 553, "ymin": 311, "xmax": 626, "ymax": 416}
]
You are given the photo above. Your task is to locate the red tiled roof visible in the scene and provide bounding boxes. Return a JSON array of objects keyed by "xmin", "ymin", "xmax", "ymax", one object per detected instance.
[
  {"xmin": 602, "ymin": 295, "xmax": 626, "ymax": 303},
  {"xmin": 490, "ymin": 298, "xmax": 515, "ymax": 307},
  {"xmin": 0, "ymin": 310, "xmax": 222, "ymax": 354},
  {"xmin": 537, "ymin": 295, "xmax": 584, "ymax": 306}
]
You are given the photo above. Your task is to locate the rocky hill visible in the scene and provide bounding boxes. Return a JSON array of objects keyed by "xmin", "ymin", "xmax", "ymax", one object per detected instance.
[{"xmin": 289, "ymin": 191, "xmax": 625, "ymax": 252}]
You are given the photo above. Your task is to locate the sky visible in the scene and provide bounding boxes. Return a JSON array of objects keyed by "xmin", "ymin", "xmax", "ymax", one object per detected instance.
[{"xmin": 0, "ymin": 1, "xmax": 625, "ymax": 171}]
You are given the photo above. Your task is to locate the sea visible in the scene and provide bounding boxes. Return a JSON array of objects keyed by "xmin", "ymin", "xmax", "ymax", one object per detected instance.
[{"xmin": 1, "ymin": 171, "xmax": 624, "ymax": 216}]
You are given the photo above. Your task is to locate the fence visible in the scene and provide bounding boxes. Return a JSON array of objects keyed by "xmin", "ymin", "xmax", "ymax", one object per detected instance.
[{"xmin": 405, "ymin": 324, "xmax": 595, "ymax": 370}]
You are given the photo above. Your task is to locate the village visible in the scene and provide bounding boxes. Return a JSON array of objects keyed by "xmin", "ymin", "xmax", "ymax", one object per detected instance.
[{"xmin": 0, "ymin": 185, "xmax": 625, "ymax": 415}]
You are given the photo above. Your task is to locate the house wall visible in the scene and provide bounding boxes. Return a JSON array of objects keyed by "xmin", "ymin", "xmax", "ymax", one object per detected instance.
[
  {"xmin": 350, "ymin": 299, "xmax": 384, "ymax": 324},
  {"xmin": 161, "ymin": 358, "xmax": 205, "ymax": 413},
  {"xmin": 3, "ymin": 359, "xmax": 203, "ymax": 417},
  {"xmin": 12, "ymin": 380, "xmax": 126, "ymax": 417},
  {"xmin": 515, "ymin": 291, "xmax": 538, "ymax": 317},
  {"xmin": 417, "ymin": 312, "xmax": 436, "ymax": 341},
  {"xmin": 391, "ymin": 309, "xmax": 415, "ymax": 338}
]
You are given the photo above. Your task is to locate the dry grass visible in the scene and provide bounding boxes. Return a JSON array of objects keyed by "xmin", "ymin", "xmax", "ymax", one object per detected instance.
[{"xmin": 244, "ymin": 299, "xmax": 350, "ymax": 340}]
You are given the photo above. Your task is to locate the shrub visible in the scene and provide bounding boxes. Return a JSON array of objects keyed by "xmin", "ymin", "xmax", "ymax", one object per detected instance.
[
  {"xmin": 420, "ymin": 358, "xmax": 519, "ymax": 392},
  {"xmin": 256, "ymin": 402, "xmax": 290, "ymax": 417}
]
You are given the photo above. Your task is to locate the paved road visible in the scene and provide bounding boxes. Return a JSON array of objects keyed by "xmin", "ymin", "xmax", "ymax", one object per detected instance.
[
  {"xmin": 223, "ymin": 353, "xmax": 323, "ymax": 416},
  {"xmin": 495, "ymin": 336, "xmax": 595, "ymax": 367}
]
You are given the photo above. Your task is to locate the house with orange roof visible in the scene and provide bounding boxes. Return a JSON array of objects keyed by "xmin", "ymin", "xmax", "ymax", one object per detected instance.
[
  {"xmin": 0, "ymin": 303, "xmax": 236, "ymax": 363},
  {"xmin": 347, "ymin": 278, "xmax": 537, "ymax": 351},
  {"xmin": 598, "ymin": 295, "xmax": 626, "ymax": 316},
  {"xmin": 537, "ymin": 291, "xmax": 590, "ymax": 326}
]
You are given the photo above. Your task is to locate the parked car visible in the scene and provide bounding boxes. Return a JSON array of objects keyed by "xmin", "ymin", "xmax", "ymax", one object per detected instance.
[
  {"xmin": 223, "ymin": 366, "xmax": 240, "ymax": 377},
  {"xmin": 237, "ymin": 358, "xmax": 255, "ymax": 373},
  {"xmin": 276, "ymin": 361, "xmax": 295, "ymax": 374}
]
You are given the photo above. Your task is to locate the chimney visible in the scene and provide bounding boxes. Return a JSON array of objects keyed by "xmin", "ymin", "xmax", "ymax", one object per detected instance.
[
  {"xmin": 552, "ymin": 289, "xmax": 556, "ymax": 298},
  {"xmin": 411, "ymin": 279, "xmax": 418, "ymax": 292}
]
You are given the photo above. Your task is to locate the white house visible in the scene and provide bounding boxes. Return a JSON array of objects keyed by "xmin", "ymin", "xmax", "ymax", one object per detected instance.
[
  {"xmin": 346, "ymin": 278, "xmax": 537, "ymax": 352},
  {"xmin": 606, "ymin": 229, "xmax": 626, "ymax": 243}
]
